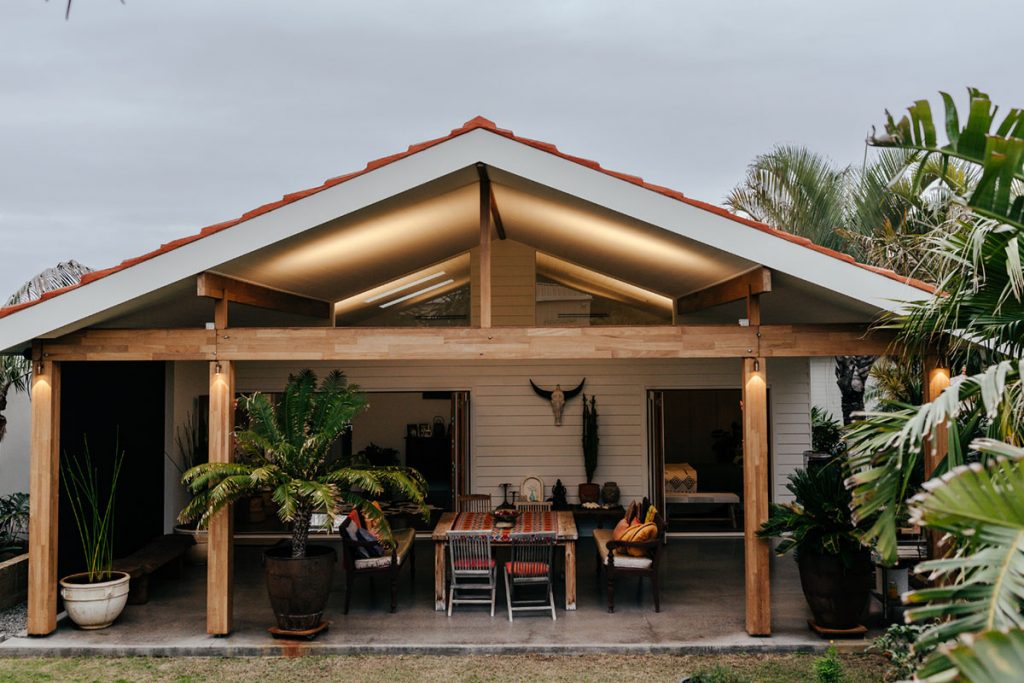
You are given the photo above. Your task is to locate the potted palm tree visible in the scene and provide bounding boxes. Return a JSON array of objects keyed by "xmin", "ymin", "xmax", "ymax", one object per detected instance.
[
  {"xmin": 178, "ymin": 369, "xmax": 427, "ymax": 634},
  {"xmin": 758, "ymin": 458, "xmax": 873, "ymax": 631},
  {"xmin": 59, "ymin": 439, "xmax": 130, "ymax": 630}
]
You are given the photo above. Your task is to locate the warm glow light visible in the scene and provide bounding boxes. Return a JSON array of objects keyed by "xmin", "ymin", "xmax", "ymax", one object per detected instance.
[
  {"xmin": 365, "ymin": 271, "xmax": 447, "ymax": 304},
  {"xmin": 215, "ymin": 362, "xmax": 223, "ymax": 374},
  {"xmin": 379, "ymin": 278, "xmax": 456, "ymax": 308}
]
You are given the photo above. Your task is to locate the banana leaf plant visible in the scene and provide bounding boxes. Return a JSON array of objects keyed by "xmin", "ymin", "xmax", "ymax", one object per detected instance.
[{"xmin": 178, "ymin": 369, "xmax": 427, "ymax": 558}]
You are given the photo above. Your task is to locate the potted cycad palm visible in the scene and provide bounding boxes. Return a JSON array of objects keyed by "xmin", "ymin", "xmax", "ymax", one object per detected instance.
[
  {"xmin": 178, "ymin": 369, "xmax": 427, "ymax": 634},
  {"xmin": 758, "ymin": 458, "xmax": 873, "ymax": 631},
  {"xmin": 59, "ymin": 440, "xmax": 130, "ymax": 630}
]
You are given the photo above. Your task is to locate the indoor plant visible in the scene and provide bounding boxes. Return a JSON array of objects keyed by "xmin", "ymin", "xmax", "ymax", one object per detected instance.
[
  {"xmin": 579, "ymin": 394, "xmax": 600, "ymax": 503},
  {"xmin": 757, "ymin": 458, "xmax": 872, "ymax": 630},
  {"xmin": 178, "ymin": 369, "xmax": 427, "ymax": 634},
  {"xmin": 59, "ymin": 439, "xmax": 130, "ymax": 630},
  {"xmin": 168, "ymin": 405, "xmax": 210, "ymax": 564}
]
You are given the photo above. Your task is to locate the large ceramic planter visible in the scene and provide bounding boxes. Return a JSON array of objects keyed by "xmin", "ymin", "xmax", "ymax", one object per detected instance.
[
  {"xmin": 578, "ymin": 482, "xmax": 600, "ymax": 504},
  {"xmin": 264, "ymin": 544, "xmax": 336, "ymax": 631},
  {"xmin": 59, "ymin": 571, "xmax": 131, "ymax": 630},
  {"xmin": 174, "ymin": 525, "xmax": 208, "ymax": 565},
  {"xmin": 797, "ymin": 550, "xmax": 873, "ymax": 630}
]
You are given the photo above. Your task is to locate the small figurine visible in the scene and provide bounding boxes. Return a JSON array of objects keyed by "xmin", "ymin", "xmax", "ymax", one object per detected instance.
[{"xmin": 551, "ymin": 478, "xmax": 568, "ymax": 510}]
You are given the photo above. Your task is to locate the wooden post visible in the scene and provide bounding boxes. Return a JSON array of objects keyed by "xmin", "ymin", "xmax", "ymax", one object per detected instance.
[
  {"xmin": 27, "ymin": 358, "xmax": 60, "ymax": 636},
  {"xmin": 922, "ymin": 355, "xmax": 950, "ymax": 479},
  {"xmin": 479, "ymin": 175, "xmax": 492, "ymax": 329},
  {"xmin": 207, "ymin": 359, "xmax": 234, "ymax": 635},
  {"xmin": 742, "ymin": 357, "xmax": 771, "ymax": 635}
]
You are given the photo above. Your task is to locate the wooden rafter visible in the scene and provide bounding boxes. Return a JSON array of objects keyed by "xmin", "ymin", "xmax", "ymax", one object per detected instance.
[
  {"xmin": 40, "ymin": 324, "xmax": 896, "ymax": 362},
  {"xmin": 197, "ymin": 273, "xmax": 332, "ymax": 320},
  {"xmin": 676, "ymin": 267, "xmax": 772, "ymax": 315}
]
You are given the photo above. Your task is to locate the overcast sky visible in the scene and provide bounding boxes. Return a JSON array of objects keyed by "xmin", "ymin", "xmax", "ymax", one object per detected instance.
[{"xmin": 1, "ymin": 1, "xmax": 1021, "ymax": 297}]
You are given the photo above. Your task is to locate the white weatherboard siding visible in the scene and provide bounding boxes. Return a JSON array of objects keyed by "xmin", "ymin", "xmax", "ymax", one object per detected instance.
[
  {"xmin": 0, "ymin": 389, "xmax": 31, "ymax": 497},
  {"xmin": 161, "ymin": 356, "xmax": 811, "ymax": 530},
  {"xmin": 809, "ymin": 357, "xmax": 844, "ymax": 422}
]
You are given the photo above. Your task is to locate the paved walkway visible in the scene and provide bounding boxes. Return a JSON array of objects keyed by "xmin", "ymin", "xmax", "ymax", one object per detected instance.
[{"xmin": 0, "ymin": 537, "xmax": 856, "ymax": 656}]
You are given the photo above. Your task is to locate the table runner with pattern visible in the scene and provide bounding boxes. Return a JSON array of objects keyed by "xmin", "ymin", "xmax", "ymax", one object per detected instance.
[{"xmin": 450, "ymin": 511, "xmax": 557, "ymax": 541}]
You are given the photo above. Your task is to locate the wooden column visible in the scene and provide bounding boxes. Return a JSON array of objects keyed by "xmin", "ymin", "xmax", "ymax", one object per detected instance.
[
  {"xmin": 478, "ymin": 176, "xmax": 492, "ymax": 329},
  {"xmin": 207, "ymin": 360, "xmax": 235, "ymax": 635},
  {"xmin": 922, "ymin": 356, "xmax": 950, "ymax": 479},
  {"xmin": 742, "ymin": 357, "xmax": 771, "ymax": 635},
  {"xmin": 27, "ymin": 358, "xmax": 60, "ymax": 636}
]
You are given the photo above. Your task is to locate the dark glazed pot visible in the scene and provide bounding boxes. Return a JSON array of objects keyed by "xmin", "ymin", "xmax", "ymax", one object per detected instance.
[
  {"xmin": 601, "ymin": 481, "xmax": 620, "ymax": 505},
  {"xmin": 797, "ymin": 549, "xmax": 873, "ymax": 630},
  {"xmin": 578, "ymin": 482, "xmax": 600, "ymax": 504},
  {"xmin": 264, "ymin": 544, "xmax": 336, "ymax": 631}
]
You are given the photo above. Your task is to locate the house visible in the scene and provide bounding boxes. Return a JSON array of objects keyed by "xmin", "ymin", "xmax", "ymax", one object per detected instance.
[{"xmin": 0, "ymin": 116, "xmax": 934, "ymax": 639}]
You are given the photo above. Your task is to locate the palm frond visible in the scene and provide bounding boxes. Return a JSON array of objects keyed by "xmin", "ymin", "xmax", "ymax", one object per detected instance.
[{"xmin": 917, "ymin": 629, "xmax": 1024, "ymax": 683}]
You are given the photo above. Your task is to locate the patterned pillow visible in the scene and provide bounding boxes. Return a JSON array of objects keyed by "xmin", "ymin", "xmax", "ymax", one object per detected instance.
[
  {"xmin": 354, "ymin": 527, "xmax": 386, "ymax": 559},
  {"xmin": 616, "ymin": 522, "xmax": 658, "ymax": 557}
]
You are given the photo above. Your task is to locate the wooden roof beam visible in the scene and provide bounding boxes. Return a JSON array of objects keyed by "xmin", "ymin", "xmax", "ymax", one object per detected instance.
[
  {"xmin": 197, "ymin": 272, "xmax": 332, "ymax": 320},
  {"xmin": 475, "ymin": 163, "xmax": 506, "ymax": 240},
  {"xmin": 676, "ymin": 267, "xmax": 772, "ymax": 315}
]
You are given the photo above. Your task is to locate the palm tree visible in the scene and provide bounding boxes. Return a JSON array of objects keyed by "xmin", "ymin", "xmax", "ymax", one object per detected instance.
[
  {"xmin": 844, "ymin": 88, "xmax": 1024, "ymax": 682},
  {"xmin": 178, "ymin": 368, "xmax": 427, "ymax": 558},
  {"xmin": 0, "ymin": 260, "xmax": 93, "ymax": 445}
]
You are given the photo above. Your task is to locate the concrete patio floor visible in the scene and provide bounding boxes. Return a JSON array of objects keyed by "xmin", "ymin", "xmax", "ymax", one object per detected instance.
[{"xmin": 0, "ymin": 535, "xmax": 869, "ymax": 656}]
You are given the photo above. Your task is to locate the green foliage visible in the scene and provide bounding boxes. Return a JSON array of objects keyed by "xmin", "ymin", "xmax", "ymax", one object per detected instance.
[
  {"xmin": 813, "ymin": 646, "xmax": 845, "ymax": 683},
  {"xmin": 0, "ymin": 491, "xmax": 29, "ymax": 554},
  {"xmin": 582, "ymin": 394, "xmax": 599, "ymax": 484},
  {"xmin": 356, "ymin": 443, "xmax": 400, "ymax": 467},
  {"xmin": 61, "ymin": 438, "xmax": 126, "ymax": 583},
  {"xmin": 916, "ymin": 629, "xmax": 1024, "ymax": 683},
  {"xmin": 869, "ymin": 624, "xmax": 927, "ymax": 682},
  {"xmin": 0, "ymin": 354, "xmax": 30, "ymax": 444},
  {"xmin": 168, "ymin": 405, "xmax": 208, "ymax": 478},
  {"xmin": 179, "ymin": 369, "xmax": 427, "ymax": 559},
  {"xmin": 811, "ymin": 407, "xmax": 845, "ymax": 456},
  {"xmin": 757, "ymin": 459, "xmax": 865, "ymax": 565},
  {"xmin": 685, "ymin": 664, "xmax": 752, "ymax": 683}
]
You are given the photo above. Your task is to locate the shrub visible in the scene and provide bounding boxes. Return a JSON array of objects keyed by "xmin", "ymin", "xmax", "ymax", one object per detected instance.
[
  {"xmin": 684, "ymin": 665, "xmax": 751, "ymax": 683},
  {"xmin": 813, "ymin": 645, "xmax": 845, "ymax": 683}
]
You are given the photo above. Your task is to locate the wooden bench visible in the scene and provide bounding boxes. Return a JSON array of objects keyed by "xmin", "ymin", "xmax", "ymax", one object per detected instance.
[{"xmin": 112, "ymin": 534, "xmax": 194, "ymax": 605}]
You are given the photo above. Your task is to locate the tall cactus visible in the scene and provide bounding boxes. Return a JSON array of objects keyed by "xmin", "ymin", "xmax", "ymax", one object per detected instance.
[{"xmin": 582, "ymin": 394, "xmax": 599, "ymax": 484}]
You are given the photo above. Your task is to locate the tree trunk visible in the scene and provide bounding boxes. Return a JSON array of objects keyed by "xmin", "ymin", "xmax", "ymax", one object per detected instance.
[
  {"xmin": 835, "ymin": 356, "xmax": 876, "ymax": 425},
  {"xmin": 291, "ymin": 504, "xmax": 312, "ymax": 558}
]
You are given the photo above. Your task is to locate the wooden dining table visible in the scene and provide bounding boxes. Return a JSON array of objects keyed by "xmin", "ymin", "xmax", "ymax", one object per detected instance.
[{"xmin": 431, "ymin": 510, "xmax": 580, "ymax": 611}]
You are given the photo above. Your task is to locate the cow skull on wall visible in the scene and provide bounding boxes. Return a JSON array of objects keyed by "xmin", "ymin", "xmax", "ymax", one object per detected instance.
[{"xmin": 530, "ymin": 378, "xmax": 586, "ymax": 426}]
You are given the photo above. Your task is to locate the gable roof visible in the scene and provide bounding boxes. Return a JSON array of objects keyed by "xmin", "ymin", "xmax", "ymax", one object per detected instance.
[{"xmin": 0, "ymin": 116, "xmax": 934, "ymax": 352}]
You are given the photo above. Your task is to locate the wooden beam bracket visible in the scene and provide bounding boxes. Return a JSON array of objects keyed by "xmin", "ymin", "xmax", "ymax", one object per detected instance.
[
  {"xmin": 677, "ymin": 267, "xmax": 772, "ymax": 316},
  {"xmin": 197, "ymin": 272, "xmax": 331, "ymax": 320},
  {"xmin": 475, "ymin": 163, "xmax": 506, "ymax": 240}
]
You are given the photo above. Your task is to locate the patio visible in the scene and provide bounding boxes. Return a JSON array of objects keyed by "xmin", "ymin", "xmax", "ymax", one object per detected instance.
[{"xmin": 0, "ymin": 535, "xmax": 845, "ymax": 656}]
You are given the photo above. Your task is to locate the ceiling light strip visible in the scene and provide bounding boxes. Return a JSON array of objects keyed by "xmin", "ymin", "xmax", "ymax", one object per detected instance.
[
  {"xmin": 379, "ymin": 278, "xmax": 456, "ymax": 308},
  {"xmin": 365, "ymin": 271, "xmax": 447, "ymax": 303}
]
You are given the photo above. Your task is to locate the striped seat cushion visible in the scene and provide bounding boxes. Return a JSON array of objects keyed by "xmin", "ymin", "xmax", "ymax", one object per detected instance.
[
  {"xmin": 453, "ymin": 557, "xmax": 495, "ymax": 571},
  {"xmin": 504, "ymin": 561, "xmax": 550, "ymax": 577}
]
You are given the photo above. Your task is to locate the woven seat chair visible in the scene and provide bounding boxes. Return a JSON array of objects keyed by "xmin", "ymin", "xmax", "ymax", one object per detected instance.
[
  {"xmin": 513, "ymin": 500, "xmax": 552, "ymax": 513},
  {"xmin": 457, "ymin": 494, "xmax": 493, "ymax": 513},
  {"xmin": 503, "ymin": 531, "xmax": 557, "ymax": 622},
  {"xmin": 446, "ymin": 530, "xmax": 497, "ymax": 617}
]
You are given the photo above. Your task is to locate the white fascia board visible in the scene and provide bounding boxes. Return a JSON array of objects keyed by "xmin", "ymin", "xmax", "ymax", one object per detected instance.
[
  {"xmin": 0, "ymin": 131, "xmax": 490, "ymax": 353},
  {"xmin": 0, "ymin": 128, "xmax": 930, "ymax": 353},
  {"xmin": 467, "ymin": 132, "xmax": 931, "ymax": 313}
]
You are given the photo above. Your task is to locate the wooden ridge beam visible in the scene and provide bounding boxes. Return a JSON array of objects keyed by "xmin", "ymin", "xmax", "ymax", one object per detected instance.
[
  {"xmin": 677, "ymin": 267, "xmax": 772, "ymax": 315},
  {"xmin": 41, "ymin": 324, "xmax": 897, "ymax": 361},
  {"xmin": 197, "ymin": 272, "xmax": 332, "ymax": 320},
  {"xmin": 475, "ymin": 163, "xmax": 506, "ymax": 240}
]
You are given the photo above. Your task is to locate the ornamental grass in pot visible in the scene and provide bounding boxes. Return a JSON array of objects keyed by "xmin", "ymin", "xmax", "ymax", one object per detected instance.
[
  {"xmin": 757, "ymin": 457, "xmax": 872, "ymax": 631},
  {"xmin": 59, "ymin": 439, "xmax": 130, "ymax": 630},
  {"xmin": 178, "ymin": 369, "xmax": 427, "ymax": 634}
]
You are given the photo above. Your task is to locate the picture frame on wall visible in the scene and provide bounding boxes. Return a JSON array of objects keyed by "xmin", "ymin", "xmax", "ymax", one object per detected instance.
[
  {"xmin": 406, "ymin": 424, "xmax": 418, "ymax": 438},
  {"xmin": 418, "ymin": 423, "xmax": 431, "ymax": 437}
]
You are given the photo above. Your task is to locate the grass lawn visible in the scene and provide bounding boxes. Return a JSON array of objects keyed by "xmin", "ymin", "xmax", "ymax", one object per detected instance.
[{"xmin": 0, "ymin": 653, "xmax": 890, "ymax": 682}]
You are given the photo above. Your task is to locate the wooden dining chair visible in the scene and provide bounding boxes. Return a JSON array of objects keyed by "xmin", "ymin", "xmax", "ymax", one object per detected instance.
[
  {"xmin": 446, "ymin": 530, "xmax": 497, "ymax": 617},
  {"xmin": 514, "ymin": 501, "xmax": 552, "ymax": 513},
  {"xmin": 504, "ymin": 531, "xmax": 557, "ymax": 621},
  {"xmin": 457, "ymin": 494, "xmax": 493, "ymax": 513}
]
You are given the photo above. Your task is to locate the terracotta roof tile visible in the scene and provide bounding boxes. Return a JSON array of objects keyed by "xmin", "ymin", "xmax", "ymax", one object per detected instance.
[{"xmin": 0, "ymin": 117, "xmax": 934, "ymax": 321}]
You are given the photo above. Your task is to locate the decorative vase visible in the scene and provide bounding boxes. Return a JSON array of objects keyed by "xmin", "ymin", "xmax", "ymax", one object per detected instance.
[
  {"xmin": 60, "ymin": 571, "xmax": 131, "ymax": 630},
  {"xmin": 601, "ymin": 481, "xmax": 620, "ymax": 505},
  {"xmin": 578, "ymin": 482, "xmax": 600, "ymax": 504}
]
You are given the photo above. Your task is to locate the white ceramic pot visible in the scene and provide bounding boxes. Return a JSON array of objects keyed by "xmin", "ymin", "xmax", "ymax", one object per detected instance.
[{"xmin": 59, "ymin": 571, "xmax": 131, "ymax": 630}]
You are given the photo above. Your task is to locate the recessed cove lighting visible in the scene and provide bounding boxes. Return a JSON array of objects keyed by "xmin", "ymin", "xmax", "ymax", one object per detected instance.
[
  {"xmin": 365, "ymin": 271, "xmax": 446, "ymax": 304},
  {"xmin": 380, "ymin": 278, "xmax": 456, "ymax": 308}
]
